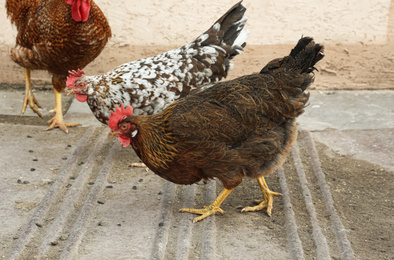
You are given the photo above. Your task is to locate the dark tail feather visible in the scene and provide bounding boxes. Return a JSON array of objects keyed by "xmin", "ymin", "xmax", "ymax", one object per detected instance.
[
  {"xmin": 189, "ymin": 2, "xmax": 248, "ymax": 79},
  {"xmin": 212, "ymin": 1, "xmax": 248, "ymax": 48},
  {"xmin": 260, "ymin": 36, "xmax": 324, "ymax": 91},
  {"xmin": 261, "ymin": 37, "xmax": 324, "ymax": 74},
  {"xmin": 201, "ymin": 1, "xmax": 248, "ymax": 55},
  {"xmin": 288, "ymin": 37, "xmax": 325, "ymax": 74}
]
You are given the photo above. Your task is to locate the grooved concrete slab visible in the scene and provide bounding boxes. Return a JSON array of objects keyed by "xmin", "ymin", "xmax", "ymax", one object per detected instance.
[{"xmin": 0, "ymin": 90, "xmax": 393, "ymax": 260}]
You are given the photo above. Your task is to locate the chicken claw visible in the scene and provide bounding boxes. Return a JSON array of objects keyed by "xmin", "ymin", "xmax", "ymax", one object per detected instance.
[
  {"xmin": 21, "ymin": 68, "xmax": 43, "ymax": 118},
  {"xmin": 180, "ymin": 188, "xmax": 233, "ymax": 223},
  {"xmin": 241, "ymin": 176, "xmax": 282, "ymax": 216},
  {"xmin": 46, "ymin": 116, "xmax": 80, "ymax": 133},
  {"xmin": 45, "ymin": 88, "xmax": 79, "ymax": 133},
  {"xmin": 180, "ymin": 205, "xmax": 224, "ymax": 223}
]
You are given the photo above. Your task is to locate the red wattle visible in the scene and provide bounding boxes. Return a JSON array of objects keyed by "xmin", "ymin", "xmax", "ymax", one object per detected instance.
[
  {"xmin": 118, "ymin": 136, "xmax": 131, "ymax": 147},
  {"xmin": 71, "ymin": 0, "xmax": 82, "ymax": 21},
  {"xmin": 80, "ymin": 0, "xmax": 91, "ymax": 22},
  {"xmin": 74, "ymin": 93, "xmax": 88, "ymax": 102},
  {"xmin": 69, "ymin": 0, "xmax": 91, "ymax": 22}
]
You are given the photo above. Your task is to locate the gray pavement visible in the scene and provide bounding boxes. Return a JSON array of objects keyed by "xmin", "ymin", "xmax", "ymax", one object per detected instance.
[
  {"xmin": 0, "ymin": 89, "xmax": 393, "ymax": 259},
  {"xmin": 298, "ymin": 90, "xmax": 394, "ymax": 172}
]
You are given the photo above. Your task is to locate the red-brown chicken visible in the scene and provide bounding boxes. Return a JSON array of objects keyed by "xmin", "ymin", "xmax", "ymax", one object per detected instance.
[
  {"xmin": 109, "ymin": 37, "xmax": 324, "ymax": 223},
  {"xmin": 6, "ymin": 0, "xmax": 111, "ymax": 133}
]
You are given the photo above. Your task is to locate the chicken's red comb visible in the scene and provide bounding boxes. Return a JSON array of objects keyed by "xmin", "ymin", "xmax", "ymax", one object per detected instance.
[
  {"xmin": 108, "ymin": 104, "xmax": 134, "ymax": 130},
  {"xmin": 66, "ymin": 69, "xmax": 85, "ymax": 89}
]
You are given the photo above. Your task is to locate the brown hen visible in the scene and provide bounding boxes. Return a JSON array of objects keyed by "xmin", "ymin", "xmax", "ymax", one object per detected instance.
[
  {"xmin": 109, "ymin": 36, "xmax": 324, "ymax": 222},
  {"xmin": 6, "ymin": 0, "xmax": 111, "ymax": 133}
]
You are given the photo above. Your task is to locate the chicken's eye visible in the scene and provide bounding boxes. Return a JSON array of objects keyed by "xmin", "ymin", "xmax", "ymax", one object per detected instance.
[
  {"xmin": 121, "ymin": 124, "xmax": 128, "ymax": 130},
  {"xmin": 79, "ymin": 83, "xmax": 84, "ymax": 88}
]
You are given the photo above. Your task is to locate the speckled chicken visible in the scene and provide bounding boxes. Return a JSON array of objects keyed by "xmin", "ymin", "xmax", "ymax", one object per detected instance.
[
  {"xmin": 108, "ymin": 37, "xmax": 324, "ymax": 222},
  {"xmin": 6, "ymin": 0, "xmax": 111, "ymax": 133},
  {"xmin": 66, "ymin": 1, "xmax": 248, "ymax": 124}
]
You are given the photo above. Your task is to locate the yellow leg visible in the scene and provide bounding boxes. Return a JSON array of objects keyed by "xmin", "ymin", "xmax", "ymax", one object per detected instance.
[
  {"xmin": 21, "ymin": 68, "xmax": 43, "ymax": 118},
  {"xmin": 46, "ymin": 88, "xmax": 80, "ymax": 133},
  {"xmin": 241, "ymin": 176, "xmax": 282, "ymax": 216},
  {"xmin": 180, "ymin": 188, "xmax": 234, "ymax": 223}
]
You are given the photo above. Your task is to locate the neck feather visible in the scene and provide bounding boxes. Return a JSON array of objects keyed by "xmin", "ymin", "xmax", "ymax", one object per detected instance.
[{"xmin": 131, "ymin": 115, "xmax": 178, "ymax": 170}]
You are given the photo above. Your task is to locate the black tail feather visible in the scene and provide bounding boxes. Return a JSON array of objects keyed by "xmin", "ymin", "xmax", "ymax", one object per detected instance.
[
  {"xmin": 289, "ymin": 37, "xmax": 324, "ymax": 74},
  {"xmin": 216, "ymin": 1, "xmax": 248, "ymax": 47},
  {"xmin": 260, "ymin": 36, "xmax": 324, "ymax": 75},
  {"xmin": 202, "ymin": 1, "xmax": 248, "ymax": 50}
]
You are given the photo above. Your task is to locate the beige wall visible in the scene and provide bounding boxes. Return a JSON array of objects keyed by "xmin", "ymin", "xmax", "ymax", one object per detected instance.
[{"xmin": 1, "ymin": 0, "xmax": 393, "ymax": 47}]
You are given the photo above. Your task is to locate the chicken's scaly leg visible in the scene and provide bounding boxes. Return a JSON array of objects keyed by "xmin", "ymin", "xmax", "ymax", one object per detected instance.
[
  {"xmin": 180, "ymin": 188, "xmax": 234, "ymax": 223},
  {"xmin": 46, "ymin": 88, "xmax": 79, "ymax": 133},
  {"xmin": 21, "ymin": 68, "xmax": 43, "ymax": 118},
  {"xmin": 241, "ymin": 176, "xmax": 282, "ymax": 216}
]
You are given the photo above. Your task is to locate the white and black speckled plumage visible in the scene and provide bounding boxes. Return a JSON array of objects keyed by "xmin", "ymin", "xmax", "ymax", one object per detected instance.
[{"xmin": 69, "ymin": 1, "xmax": 248, "ymax": 124}]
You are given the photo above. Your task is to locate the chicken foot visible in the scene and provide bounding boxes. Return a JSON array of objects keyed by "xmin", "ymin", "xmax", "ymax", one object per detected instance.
[
  {"xmin": 21, "ymin": 68, "xmax": 43, "ymax": 118},
  {"xmin": 180, "ymin": 188, "xmax": 234, "ymax": 223},
  {"xmin": 241, "ymin": 176, "xmax": 282, "ymax": 216},
  {"xmin": 46, "ymin": 88, "xmax": 79, "ymax": 133}
]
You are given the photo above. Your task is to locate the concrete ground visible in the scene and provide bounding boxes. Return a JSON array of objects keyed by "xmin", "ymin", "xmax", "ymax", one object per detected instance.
[{"xmin": 0, "ymin": 89, "xmax": 393, "ymax": 260}]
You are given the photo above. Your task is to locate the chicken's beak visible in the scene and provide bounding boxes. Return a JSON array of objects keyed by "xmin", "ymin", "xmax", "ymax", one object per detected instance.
[
  {"xmin": 108, "ymin": 131, "xmax": 119, "ymax": 139},
  {"xmin": 65, "ymin": 89, "xmax": 74, "ymax": 96}
]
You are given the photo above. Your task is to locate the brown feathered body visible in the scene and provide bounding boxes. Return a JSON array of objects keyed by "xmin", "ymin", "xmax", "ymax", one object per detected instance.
[
  {"xmin": 6, "ymin": 0, "xmax": 111, "ymax": 84},
  {"xmin": 6, "ymin": 0, "xmax": 111, "ymax": 133},
  {"xmin": 114, "ymin": 37, "xmax": 324, "ymax": 191}
]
